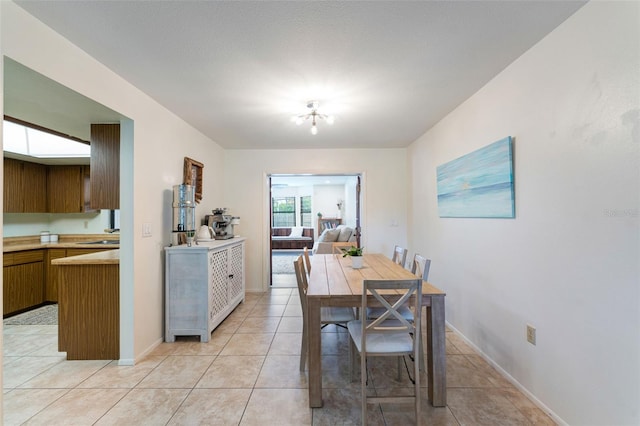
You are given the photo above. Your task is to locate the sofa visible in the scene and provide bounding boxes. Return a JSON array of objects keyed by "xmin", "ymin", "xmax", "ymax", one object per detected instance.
[
  {"xmin": 312, "ymin": 225, "xmax": 357, "ymax": 254},
  {"xmin": 271, "ymin": 227, "xmax": 314, "ymax": 249}
]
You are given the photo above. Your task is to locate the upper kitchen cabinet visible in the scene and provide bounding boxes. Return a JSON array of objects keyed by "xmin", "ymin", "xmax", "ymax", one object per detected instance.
[
  {"xmin": 90, "ymin": 124, "xmax": 120, "ymax": 210},
  {"xmin": 47, "ymin": 165, "xmax": 93, "ymax": 213},
  {"xmin": 4, "ymin": 158, "xmax": 47, "ymax": 213},
  {"xmin": 4, "ymin": 157, "xmax": 91, "ymax": 214}
]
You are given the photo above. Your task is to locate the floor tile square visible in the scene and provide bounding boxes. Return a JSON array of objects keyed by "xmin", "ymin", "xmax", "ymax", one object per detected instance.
[
  {"xmin": 255, "ymin": 355, "xmax": 308, "ymax": 388},
  {"xmin": 21, "ymin": 388, "xmax": 129, "ymax": 425},
  {"xmin": 136, "ymin": 355, "xmax": 214, "ymax": 388},
  {"xmin": 95, "ymin": 388, "xmax": 189, "ymax": 425},
  {"xmin": 167, "ymin": 388, "xmax": 251, "ymax": 425},
  {"xmin": 196, "ymin": 355, "xmax": 264, "ymax": 388},
  {"xmin": 236, "ymin": 316, "xmax": 282, "ymax": 334},
  {"xmin": 241, "ymin": 388, "xmax": 311, "ymax": 426},
  {"xmin": 219, "ymin": 333, "xmax": 274, "ymax": 356}
]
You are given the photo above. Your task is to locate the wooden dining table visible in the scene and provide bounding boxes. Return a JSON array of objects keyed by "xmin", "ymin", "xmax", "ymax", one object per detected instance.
[{"xmin": 307, "ymin": 253, "xmax": 447, "ymax": 408}]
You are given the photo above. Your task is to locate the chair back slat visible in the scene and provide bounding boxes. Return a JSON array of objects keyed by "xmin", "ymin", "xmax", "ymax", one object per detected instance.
[
  {"xmin": 303, "ymin": 247, "xmax": 312, "ymax": 274},
  {"xmin": 361, "ymin": 278, "xmax": 422, "ymax": 355},
  {"xmin": 367, "ymin": 288, "xmax": 414, "ymax": 330},
  {"xmin": 293, "ymin": 255, "xmax": 308, "ymax": 313}
]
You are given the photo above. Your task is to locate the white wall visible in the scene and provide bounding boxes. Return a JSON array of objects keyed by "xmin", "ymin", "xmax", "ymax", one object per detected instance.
[
  {"xmin": 3, "ymin": 211, "xmax": 108, "ymax": 237},
  {"xmin": 407, "ymin": 2, "xmax": 639, "ymax": 425},
  {"xmin": 224, "ymin": 149, "xmax": 407, "ymax": 292},
  {"xmin": 1, "ymin": 1, "xmax": 225, "ymax": 364},
  {"xmin": 313, "ymin": 184, "xmax": 345, "ymax": 224}
]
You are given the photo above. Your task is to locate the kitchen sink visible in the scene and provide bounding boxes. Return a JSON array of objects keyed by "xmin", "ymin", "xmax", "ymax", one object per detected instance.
[{"xmin": 84, "ymin": 240, "xmax": 120, "ymax": 245}]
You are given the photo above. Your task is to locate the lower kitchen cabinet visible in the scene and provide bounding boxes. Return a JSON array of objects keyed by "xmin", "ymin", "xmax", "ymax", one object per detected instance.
[
  {"xmin": 45, "ymin": 247, "xmax": 112, "ymax": 303},
  {"xmin": 45, "ymin": 249, "xmax": 67, "ymax": 302},
  {"xmin": 164, "ymin": 238, "xmax": 245, "ymax": 342},
  {"xmin": 57, "ymin": 262, "xmax": 119, "ymax": 360},
  {"xmin": 3, "ymin": 250, "xmax": 45, "ymax": 315}
]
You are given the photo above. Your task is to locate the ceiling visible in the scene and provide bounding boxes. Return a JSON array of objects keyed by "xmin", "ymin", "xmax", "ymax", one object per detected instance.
[
  {"xmin": 4, "ymin": 58, "xmax": 123, "ymax": 142},
  {"xmin": 12, "ymin": 1, "xmax": 585, "ymax": 150}
]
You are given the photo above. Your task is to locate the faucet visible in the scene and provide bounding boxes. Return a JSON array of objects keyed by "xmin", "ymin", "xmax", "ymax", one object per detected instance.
[{"xmin": 104, "ymin": 228, "xmax": 120, "ymax": 234}]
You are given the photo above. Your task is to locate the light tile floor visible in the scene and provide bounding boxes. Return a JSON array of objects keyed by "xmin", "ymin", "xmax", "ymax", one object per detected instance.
[{"xmin": 3, "ymin": 288, "xmax": 556, "ymax": 425}]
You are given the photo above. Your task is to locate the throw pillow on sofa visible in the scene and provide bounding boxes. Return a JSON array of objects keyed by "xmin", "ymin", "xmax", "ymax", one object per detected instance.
[
  {"xmin": 318, "ymin": 228, "xmax": 340, "ymax": 242},
  {"xmin": 289, "ymin": 226, "xmax": 304, "ymax": 238},
  {"xmin": 337, "ymin": 226, "xmax": 353, "ymax": 242}
]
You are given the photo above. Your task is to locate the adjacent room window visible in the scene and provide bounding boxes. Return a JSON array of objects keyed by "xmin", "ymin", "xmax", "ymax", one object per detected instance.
[
  {"xmin": 272, "ymin": 197, "xmax": 295, "ymax": 227},
  {"xmin": 300, "ymin": 196, "xmax": 312, "ymax": 227}
]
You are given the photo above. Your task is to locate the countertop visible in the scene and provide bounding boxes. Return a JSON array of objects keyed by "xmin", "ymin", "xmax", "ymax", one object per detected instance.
[
  {"xmin": 3, "ymin": 234, "xmax": 120, "ymax": 253},
  {"xmin": 165, "ymin": 236, "xmax": 246, "ymax": 251},
  {"xmin": 52, "ymin": 249, "xmax": 120, "ymax": 265}
]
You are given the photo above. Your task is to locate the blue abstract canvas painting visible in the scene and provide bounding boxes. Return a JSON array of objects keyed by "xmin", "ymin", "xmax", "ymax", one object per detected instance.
[{"xmin": 437, "ymin": 136, "xmax": 515, "ymax": 218}]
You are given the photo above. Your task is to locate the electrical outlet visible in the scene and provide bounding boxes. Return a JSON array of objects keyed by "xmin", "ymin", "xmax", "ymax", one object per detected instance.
[{"xmin": 526, "ymin": 324, "xmax": 536, "ymax": 345}]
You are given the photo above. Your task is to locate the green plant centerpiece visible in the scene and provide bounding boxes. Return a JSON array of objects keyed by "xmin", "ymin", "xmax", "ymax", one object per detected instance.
[
  {"xmin": 341, "ymin": 246, "xmax": 363, "ymax": 257},
  {"xmin": 342, "ymin": 246, "xmax": 364, "ymax": 269}
]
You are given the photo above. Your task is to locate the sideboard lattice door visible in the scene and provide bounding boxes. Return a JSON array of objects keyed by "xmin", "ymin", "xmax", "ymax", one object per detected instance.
[
  {"xmin": 228, "ymin": 244, "xmax": 244, "ymax": 301},
  {"xmin": 209, "ymin": 249, "xmax": 228, "ymax": 326}
]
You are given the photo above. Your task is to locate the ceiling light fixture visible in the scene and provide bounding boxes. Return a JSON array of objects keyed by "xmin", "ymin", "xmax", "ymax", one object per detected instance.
[{"xmin": 291, "ymin": 100, "xmax": 335, "ymax": 135}]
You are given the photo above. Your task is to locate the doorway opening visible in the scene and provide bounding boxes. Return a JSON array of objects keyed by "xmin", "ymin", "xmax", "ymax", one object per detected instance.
[{"xmin": 268, "ymin": 174, "xmax": 362, "ymax": 288}]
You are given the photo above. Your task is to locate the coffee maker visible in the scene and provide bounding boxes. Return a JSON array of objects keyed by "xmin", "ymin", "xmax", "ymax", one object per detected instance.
[{"xmin": 205, "ymin": 208, "xmax": 240, "ymax": 240}]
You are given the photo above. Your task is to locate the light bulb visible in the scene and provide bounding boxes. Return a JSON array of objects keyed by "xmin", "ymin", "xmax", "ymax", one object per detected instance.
[
  {"xmin": 326, "ymin": 115, "xmax": 335, "ymax": 125},
  {"xmin": 310, "ymin": 125, "xmax": 318, "ymax": 135}
]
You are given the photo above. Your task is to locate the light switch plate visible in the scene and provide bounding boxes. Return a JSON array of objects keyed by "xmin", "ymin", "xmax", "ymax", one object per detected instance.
[{"xmin": 142, "ymin": 222, "xmax": 152, "ymax": 237}]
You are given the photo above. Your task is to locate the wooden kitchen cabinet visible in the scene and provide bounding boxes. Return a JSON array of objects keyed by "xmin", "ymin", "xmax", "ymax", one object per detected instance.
[
  {"xmin": 3, "ymin": 158, "xmax": 47, "ymax": 213},
  {"xmin": 45, "ymin": 247, "xmax": 112, "ymax": 302},
  {"xmin": 3, "ymin": 250, "xmax": 45, "ymax": 316},
  {"xmin": 164, "ymin": 238, "xmax": 245, "ymax": 342},
  {"xmin": 3, "ymin": 158, "xmax": 22, "ymax": 212},
  {"xmin": 47, "ymin": 165, "xmax": 92, "ymax": 213},
  {"xmin": 45, "ymin": 249, "xmax": 67, "ymax": 302},
  {"xmin": 90, "ymin": 123, "xmax": 120, "ymax": 210},
  {"xmin": 57, "ymin": 261, "xmax": 119, "ymax": 360},
  {"xmin": 23, "ymin": 161, "xmax": 48, "ymax": 212}
]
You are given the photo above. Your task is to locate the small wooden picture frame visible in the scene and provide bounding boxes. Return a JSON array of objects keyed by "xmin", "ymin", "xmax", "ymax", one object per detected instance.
[{"xmin": 183, "ymin": 157, "xmax": 204, "ymax": 203}]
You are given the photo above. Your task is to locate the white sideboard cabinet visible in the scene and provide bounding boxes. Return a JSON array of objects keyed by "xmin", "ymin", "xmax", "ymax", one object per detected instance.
[{"xmin": 164, "ymin": 237, "xmax": 245, "ymax": 342}]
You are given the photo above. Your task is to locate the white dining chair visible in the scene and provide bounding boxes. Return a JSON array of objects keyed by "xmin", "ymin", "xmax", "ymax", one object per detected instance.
[
  {"xmin": 391, "ymin": 245, "xmax": 408, "ymax": 268},
  {"xmin": 368, "ymin": 253, "xmax": 431, "ymax": 371},
  {"xmin": 294, "ymin": 255, "xmax": 355, "ymax": 371},
  {"xmin": 348, "ymin": 278, "xmax": 423, "ymax": 425},
  {"xmin": 411, "ymin": 253, "xmax": 431, "ymax": 281}
]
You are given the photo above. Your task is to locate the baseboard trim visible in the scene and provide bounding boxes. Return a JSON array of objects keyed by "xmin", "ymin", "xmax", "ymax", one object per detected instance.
[
  {"xmin": 126, "ymin": 336, "xmax": 165, "ymax": 365},
  {"xmin": 445, "ymin": 321, "xmax": 567, "ymax": 426}
]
